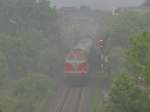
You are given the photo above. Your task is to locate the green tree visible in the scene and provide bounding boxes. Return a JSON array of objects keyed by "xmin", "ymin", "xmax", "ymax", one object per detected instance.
[
  {"xmin": 0, "ymin": 96, "xmax": 50, "ymax": 112},
  {"xmin": 0, "ymin": 0, "xmax": 63, "ymax": 112},
  {"xmin": 128, "ymin": 33, "xmax": 150, "ymax": 83},
  {"xmin": 106, "ymin": 12, "xmax": 150, "ymax": 48},
  {"xmin": 0, "ymin": 97, "xmax": 34, "ymax": 112},
  {"xmin": 142, "ymin": 0, "xmax": 150, "ymax": 7},
  {"xmin": 13, "ymin": 73, "xmax": 54, "ymax": 97},
  {"xmin": 100, "ymin": 8, "xmax": 150, "ymax": 112},
  {"xmin": 0, "ymin": 0, "xmax": 63, "ymax": 77},
  {"xmin": 110, "ymin": 74, "xmax": 150, "ymax": 112},
  {"xmin": 108, "ymin": 47, "xmax": 127, "ymax": 74}
]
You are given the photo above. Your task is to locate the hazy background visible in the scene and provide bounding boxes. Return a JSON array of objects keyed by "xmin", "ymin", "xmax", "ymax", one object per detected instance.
[{"xmin": 51, "ymin": 0, "xmax": 143, "ymax": 10}]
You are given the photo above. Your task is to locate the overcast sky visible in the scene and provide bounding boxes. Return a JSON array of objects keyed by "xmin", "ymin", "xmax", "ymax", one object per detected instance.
[{"xmin": 51, "ymin": 0, "xmax": 143, "ymax": 10}]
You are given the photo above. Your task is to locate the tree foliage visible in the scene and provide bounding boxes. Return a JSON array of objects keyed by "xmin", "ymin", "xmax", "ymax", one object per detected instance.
[
  {"xmin": 0, "ymin": 96, "xmax": 49, "ymax": 112},
  {"xmin": 110, "ymin": 74, "xmax": 150, "ymax": 112},
  {"xmin": 108, "ymin": 47, "xmax": 127, "ymax": 74},
  {"xmin": 106, "ymin": 12, "xmax": 150, "ymax": 48},
  {"xmin": 0, "ymin": 0, "xmax": 63, "ymax": 78},
  {"xmin": 142, "ymin": 0, "xmax": 150, "ymax": 7},
  {"xmin": 0, "ymin": 0, "xmax": 63, "ymax": 111},
  {"xmin": 98, "ymin": 5, "xmax": 150, "ymax": 112},
  {"xmin": 129, "ymin": 33, "xmax": 150, "ymax": 83},
  {"xmin": 13, "ymin": 73, "xmax": 54, "ymax": 97}
]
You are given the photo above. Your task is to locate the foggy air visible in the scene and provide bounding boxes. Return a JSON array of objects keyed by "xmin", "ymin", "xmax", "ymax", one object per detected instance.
[{"xmin": 0, "ymin": 0, "xmax": 149, "ymax": 112}]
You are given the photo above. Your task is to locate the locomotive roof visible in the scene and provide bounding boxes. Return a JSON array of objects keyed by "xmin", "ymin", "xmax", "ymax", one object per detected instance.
[{"xmin": 73, "ymin": 38, "xmax": 93, "ymax": 53}]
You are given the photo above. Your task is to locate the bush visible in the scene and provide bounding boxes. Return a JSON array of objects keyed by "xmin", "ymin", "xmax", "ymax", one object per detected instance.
[
  {"xmin": 13, "ymin": 73, "xmax": 55, "ymax": 97},
  {"xmin": 109, "ymin": 74, "xmax": 150, "ymax": 112},
  {"xmin": 0, "ymin": 96, "xmax": 49, "ymax": 112}
]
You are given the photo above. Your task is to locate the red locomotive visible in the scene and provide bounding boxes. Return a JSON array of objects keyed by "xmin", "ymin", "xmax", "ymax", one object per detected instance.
[{"xmin": 64, "ymin": 38, "xmax": 93, "ymax": 86}]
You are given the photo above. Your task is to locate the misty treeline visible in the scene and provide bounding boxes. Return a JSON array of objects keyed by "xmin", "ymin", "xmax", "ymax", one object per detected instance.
[
  {"xmin": 0, "ymin": 0, "xmax": 64, "ymax": 112},
  {"xmin": 94, "ymin": 2, "xmax": 150, "ymax": 112},
  {"xmin": 0, "ymin": 0, "xmax": 63, "ymax": 78},
  {"xmin": 58, "ymin": 6, "xmax": 112, "ymax": 48},
  {"xmin": 142, "ymin": 0, "xmax": 150, "ymax": 6}
]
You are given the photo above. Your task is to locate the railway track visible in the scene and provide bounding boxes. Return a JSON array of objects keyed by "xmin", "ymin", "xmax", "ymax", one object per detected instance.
[{"xmin": 54, "ymin": 88, "xmax": 85, "ymax": 112}]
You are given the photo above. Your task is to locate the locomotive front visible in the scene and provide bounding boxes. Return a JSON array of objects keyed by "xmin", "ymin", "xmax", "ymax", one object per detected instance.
[{"xmin": 64, "ymin": 38, "xmax": 93, "ymax": 86}]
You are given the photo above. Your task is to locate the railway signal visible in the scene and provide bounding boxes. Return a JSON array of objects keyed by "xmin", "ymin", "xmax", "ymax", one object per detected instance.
[
  {"xmin": 96, "ymin": 39, "xmax": 105, "ymax": 71},
  {"xmin": 97, "ymin": 39, "xmax": 104, "ymax": 48}
]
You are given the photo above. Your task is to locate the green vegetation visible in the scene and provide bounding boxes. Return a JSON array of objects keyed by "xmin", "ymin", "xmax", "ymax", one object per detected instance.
[
  {"xmin": 13, "ymin": 73, "xmax": 55, "ymax": 97},
  {"xmin": 0, "ymin": 96, "xmax": 49, "ymax": 112},
  {"xmin": 93, "ymin": 3, "xmax": 150, "ymax": 112},
  {"xmin": 0, "ymin": 0, "xmax": 64, "ymax": 111},
  {"xmin": 92, "ymin": 89, "xmax": 107, "ymax": 112},
  {"xmin": 0, "ymin": 73, "xmax": 53, "ymax": 112},
  {"xmin": 142, "ymin": 0, "xmax": 150, "ymax": 7},
  {"xmin": 129, "ymin": 33, "xmax": 150, "ymax": 82},
  {"xmin": 106, "ymin": 33, "xmax": 150, "ymax": 112},
  {"xmin": 109, "ymin": 74, "xmax": 150, "ymax": 112}
]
